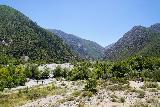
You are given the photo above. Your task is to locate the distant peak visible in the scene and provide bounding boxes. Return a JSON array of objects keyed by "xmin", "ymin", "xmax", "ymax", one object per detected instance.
[
  {"xmin": 149, "ymin": 23, "xmax": 160, "ymax": 32},
  {"xmin": 131, "ymin": 25, "xmax": 145, "ymax": 30},
  {"xmin": 150, "ymin": 23, "xmax": 160, "ymax": 27}
]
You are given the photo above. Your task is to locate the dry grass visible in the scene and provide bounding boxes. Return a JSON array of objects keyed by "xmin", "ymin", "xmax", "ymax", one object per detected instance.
[{"xmin": 0, "ymin": 84, "xmax": 66, "ymax": 107}]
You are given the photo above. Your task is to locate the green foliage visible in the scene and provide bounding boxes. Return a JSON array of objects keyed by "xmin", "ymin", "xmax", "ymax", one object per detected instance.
[
  {"xmin": 49, "ymin": 29, "xmax": 104, "ymax": 60},
  {"xmin": 107, "ymin": 84, "xmax": 130, "ymax": 91},
  {"xmin": 53, "ymin": 66, "xmax": 63, "ymax": 78},
  {"xmin": 70, "ymin": 65, "xmax": 91, "ymax": 80},
  {"xmin": 105, "ymin": 25, "xmax": 160, "ymax": 60},
  {"xmin": 143, "ymin": 82, "xmax": 158, "ymax": 88},
  {"xmin": 0, "ymin": 63, "xmax": 52, "ymax": 91},
  {"xmin": 52, "ymin": 66, "xmax": 71, "ymax": 79},
  {"xmin": 72, "ymin": 91, "xmax": 81, "ymax": 97},
  {"xmin": 63, "ymin": 56, "xmax": 160, "ymax": 82},
  {"xmin": 137, "ymin": 90, "xmax": 145, "ymax": 98},
  {"xmin": 25, "ymin": 64, "xmax": 40, "ymax": 80},
  {"xmin": 152, "ymin": 69, "xmax": 160, "ymax": 82},
  {"xmin": 0, "ymin": 64, "xmax": 27, "ymax": 91},
  {"xmin": 110, "ymin": 77, "xmax": 129, "ymax": 84},
  {"xmin": 81, "ymin": 91, "xmax": 93, "ymax": 97},
  {"xmin": 40, "ymin": 67, "xmax": 50, "ymax": 79},
  {"xmin": 0, "ymin": 84, "xmax": 57, "ymax": 107},
  {"xmin": 0, "ymin": 5, "xmax": 74, "ymax": 64},
  {"xmin": 111, "ymin": 62, "xmax": 129, "ymax": 78},
  {"xmin": 84, "ymin": 78, "xmax": 97, "ymax": 93}
]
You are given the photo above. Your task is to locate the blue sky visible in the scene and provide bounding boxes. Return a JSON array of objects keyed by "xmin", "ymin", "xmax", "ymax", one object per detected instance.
[{"xmin": 0, "ymin": 0, "xmax": 160, "ymax": 47}]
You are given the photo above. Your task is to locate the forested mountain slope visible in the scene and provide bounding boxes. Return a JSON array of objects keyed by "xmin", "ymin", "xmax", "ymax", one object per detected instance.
[
  {"xmin": 0, "ymin": 5, "xmax": 74, "ymax": 64},
  {"xmin": 49, "ymin": 29, "xmax": 104, "ymax": 59},
  {"xmin": 105, "ymin": 24, "xmax": 160, "ymax": 60}
]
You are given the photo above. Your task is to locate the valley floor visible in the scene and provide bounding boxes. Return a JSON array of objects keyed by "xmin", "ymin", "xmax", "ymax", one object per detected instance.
[
  {"xmin": 20, "ymin": 80, "xmax": 160, "ymax": 107},
  {"xmin": 0, "ymin": 63, "xmax": 160, "ymax": 107},
  {"xmin": 1, "ymin": 78, "xmax": 159, "ymax": 107}
]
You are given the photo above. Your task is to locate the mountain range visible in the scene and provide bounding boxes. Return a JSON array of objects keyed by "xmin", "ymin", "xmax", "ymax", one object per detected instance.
[
  {"xmin": 104, "ymin": 23, "xmax": 160, "ymax": 60},
  {"xmin": 0, "ymin": 5, "xmax": 74, "ymax": 63},
  {"xmin": 48, "ymin": 29, "xmax": 104, "ymax": 60},
  {"xmin": 1, "ymin": 5, "xmax": 160, "ymax": 63}
]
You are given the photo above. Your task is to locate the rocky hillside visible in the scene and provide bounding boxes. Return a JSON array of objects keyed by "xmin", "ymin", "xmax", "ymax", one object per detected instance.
[
  {"xmin": 48, "ymin": 29, "xmax": 104, "ymax": 59},
  {"xmin": 105, "ymin": 43, "xmax": 114, "ymax": 50},
  {"xmin": 105, "ymin": 24, "xmax": 160, "ymax": 60},
  {"xmin": 0, "ymin": 5, "xmax": 74, "ymax": 63}
]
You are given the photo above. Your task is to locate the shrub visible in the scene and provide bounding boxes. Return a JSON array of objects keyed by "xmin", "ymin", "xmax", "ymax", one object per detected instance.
[
  {"xmin": 144, "ymin": 82, "xmax": 158, "ymax": 88},
  {"xmin": 149, "ymin": 89, "xmax": 158, "ymax": 92},
  {"xmin": 107, "ymin": 84, "xmax": 130, "ymax": 91},
  {"xmin": 33, "ymin": 68, "xmax": 41, "ymax": 80},
  {"xmin": 130, "ymin": 102, "xmax": 148, "ymax": 107},
  {"xmin": 137, "ymin": 90, "xmax": 145, "ymax": 98},
  {"xmin": 70, "ymin": 66, "xmax": 90, "ymax": 80},
  {"xmin": 61, "ymin": 67, "xmax": 70, "ymax": 78},
  {"xmin": 110, "ymin": 94, "xmax": 118, "ymax": 102},
  {"xmin": 120, "ymin": 97, "xmax": 125, "ymax": 103},
  {"xmin": 0, "ymin": 64, "xmax": 27, "ymax": 90},
  {"xmin": 110, "ymin": 62, "xmax": 130, "ymax": 78},
  {"xmin": 72, "ymin": 91, "xmax": 81, "ymax": 97},
  {"xmin": 152, "ymin": 69, "xmax": 160, "ymax": 82},
  {"xmin": 81, "ymin": 91, "xmax": 93, "ymax": 97},
  {"xmin": 0, "ymin": 81, "xmax": 5, "ymax": 91},
  {"xmin": 25, "ymin": 64, "xmax": 42, "ymax": 80},
  {"xmin": 146, "ymin": 98, "xmax": 159, "ymax": 103},
  {"xmin": 40, "ymin": 67, "xmax": 50, "ymax": 79},
  {"xmin": 84, "ymin": 78, "xmax": 97, "ymax": 93},
  {"xmin": 53, "ymin": 65, "xmax": 63, "ymax": 78},
  {"xmin": 110, "ymin": 77, "xmax": 129, "ymax": 84},
  {"xmin": 26, "ymin": 88, "xmax": 48, "ymax": 100}
]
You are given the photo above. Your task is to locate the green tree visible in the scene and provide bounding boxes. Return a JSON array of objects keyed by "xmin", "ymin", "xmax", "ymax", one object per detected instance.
[
  {"xmin": 53, "ymin": 66, "xmax": 63, "ymax": 78},
  {"xmin": 111, "ymin": 62, "xmax": 129, "ymax": 78},
  {"xmin": 41, "ymin": 67, "xmax": 50, "ymax": 79}
]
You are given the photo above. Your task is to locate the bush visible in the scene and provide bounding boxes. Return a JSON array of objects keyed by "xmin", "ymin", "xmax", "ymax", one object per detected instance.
[
  {"xmin": 110, "ymin": 77, "xmax": 129, "ymax": 84},
  {"xmin": 120, "ymin": 97, "xmax": 125, "ymax": 103},
  {"xmin": 107, "ymin": 84, "xmax": 130, "ymax": 91},
  {"xmin": 26, "ymin": 88, "xmax": 48, "ymax": 100},
  {"xmin": 130, "ymin": 102, "xmax": 149, "ymax": 107},
  {"xmin": 146, "ymin": 98, "xmax": 159, "ymax": 103},
  {"xmin": 70, "ymin": 66, "xmax": 91, "ymax": 80},
  {"xmin": 110, "ymin": 62, "xmax": 130, "ymax": 78},
  {"xmin": 40, "ymin": 67, "xmax": 50, "ymax": 79},
  {"xmin": 144, "ymin": 82, "xmax": 158, "ymax": 88},
  {"xmin": 72, "ymin": 91, "xmax": 81, "ymax": 97},
  {"xmin": 0, "ymin": 81, "xmax": 5, "ymax": 91},
  {"xmin": 0, "ymin": 64, "xmax": 27, "ymax": 90},
  {"xmin": 152, "ymin": 69, "xmax": 160, "ymax": 82},
  {"xmin": 81, "ymin": 91, "xmax": 93, "ymax": 97},
  {"xmin": 61, "ymin": 68, "xmax": 70, "ymax": 78},
  {"xmin": 137, "ymin": 90, "xmax": 145, "ymax": 98},
  {"xmin": 84, "ymin": 78, "xmax": 97, "ymax": 93},
  {"xmin": 110, "ymin": 94, "xmax": 118, "ymax": 102},
  {"xmin": 53, "ymin": 66, "xmax": 63, "ymax": 78},
  {"xmin": 25, "ymin": 64, "xmax": 40, "ymax": 80}
]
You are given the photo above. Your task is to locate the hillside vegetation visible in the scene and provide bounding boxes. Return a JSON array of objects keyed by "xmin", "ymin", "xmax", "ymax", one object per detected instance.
[
  {"xmin": 0, "ymin": 5, "xmax": 160, "ymax": 107},
  {"xmin": 0, "ymin": 5, "xmax": 74, "ymax": 64},
  {"xmin": 105, "ymin": 24, "xmax": 160, "ymax": 60},
  {"xmin": 49, "ymin": 29, "xmax": 104, "ymax": 60}
]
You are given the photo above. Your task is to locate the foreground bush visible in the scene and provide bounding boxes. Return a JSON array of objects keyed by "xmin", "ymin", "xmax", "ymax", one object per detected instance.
[
  {"xmin": 143, "ymin": 82, "xmax": 158, "ymax": 88},
  {"xmin": 84, "ymin": 78, "xmax": 97, "ymax": 93},
  {"xmin": 0, "ymin": 64, "xmax": 27, "ymax": 91},
  {"xmin": 69, "ymin": 66, "xmax": 91, "ymax": 80}
]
